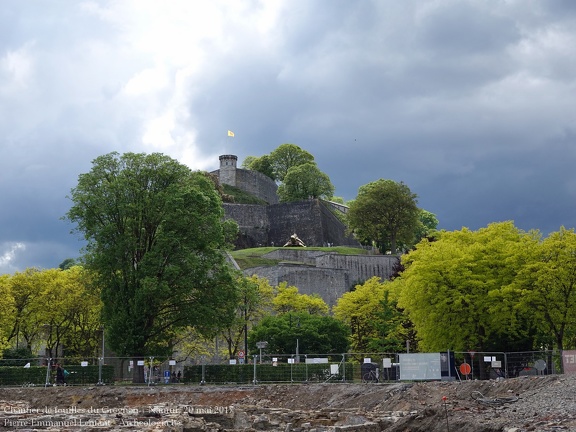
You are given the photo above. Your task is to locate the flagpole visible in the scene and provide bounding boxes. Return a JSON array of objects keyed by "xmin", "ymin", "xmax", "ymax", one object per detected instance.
[{"xmin": 227, "ymin": 130, "xmax": 234, "ymax": 152}]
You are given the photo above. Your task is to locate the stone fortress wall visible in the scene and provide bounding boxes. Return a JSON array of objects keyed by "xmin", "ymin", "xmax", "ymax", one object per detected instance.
[
  {"xmin": 241, "ymin": 250, "xmax": 399, "ymax": 307},
  {"xmin": 224, "ymin": 199, "xmax": 360, "ymax": 249}
]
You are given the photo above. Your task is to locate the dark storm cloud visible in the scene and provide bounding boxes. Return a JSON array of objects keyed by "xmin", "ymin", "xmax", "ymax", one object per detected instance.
[{"xmin": 1, "ymin": 0, "xmax": 576, "ymax": 272}]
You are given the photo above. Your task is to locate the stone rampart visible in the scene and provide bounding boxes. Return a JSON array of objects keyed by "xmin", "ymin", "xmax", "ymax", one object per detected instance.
[
  {"xmin": 245, "ymin": 263, "xmax": 349, "ymax": 307},
  {"xmin": 224, "ymin": 200, "xmax": 360, "ymax": 249},
  {"xmin": 241, "ymin": 251, "xmax": 399, "ymax": 307},
  {"xmin": 315, "ymin": 254, "xmax": 399, "ymax": 287}
]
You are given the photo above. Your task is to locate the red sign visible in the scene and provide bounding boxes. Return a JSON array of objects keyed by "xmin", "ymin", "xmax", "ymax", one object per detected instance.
[
  {"xmin": 460, "ymin": 363, "xmax": 472, "ymax": 375},
  {"xmin": 238, "ymin": 350, "xmax": 245, "ymax": 358}
]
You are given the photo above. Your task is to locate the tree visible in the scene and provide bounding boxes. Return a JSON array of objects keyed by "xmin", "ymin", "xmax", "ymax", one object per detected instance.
[
  {"xmin": 58, "ymin": 266, "xmax": 103, "ymax": 358},
  {"xmin": 0, "ymin": 274, "xmax": 14, "ymax": 352},
  {"xmin": 5, "ymin": 267, "xmax": 102, "ymax": 359},
  {"xmin": 333, "ymin": 277, "xmax": 408, "ymax": 353},
  {"xmin": 248, "ymin": 312, "xmax": 349, "ymax": 355},
  {"xmin": 58, "ymin": 258, "xmax": 77, "ymax": 270},
  {"xmin": 414, "ymin": 209, "xmax": 439, "ymax": 242},
  {"xmin": 347, "ymin": 179, "xmax": 419, "ymax": 254},
  {"xmin": 66, "ymin": 152, "xmax": 239, "ymax": 381},
  {"xmin": 220, "ymin": 275, "xmax": 274, "ymax": 359},
  {"xmin": 241, "ymin": 155, "xmax": 275, "ymax": 180},
  {"xmin": 395, "ymin": 222, "xmax": 538, "ymax": 354},
  {"xmin": 269, "ymin": 144, "xmax": 315, "ymax": 182},
  {"xmin": 273, "ymin": 283, "xmax": 329, "ymax": 315},
  {"xmin": 277, "ymin": 163, "xmax": 335, "ymax": 202},
  {"xmin": 506, "ymin": 227, "xmax": 576, "ymax": 352}
]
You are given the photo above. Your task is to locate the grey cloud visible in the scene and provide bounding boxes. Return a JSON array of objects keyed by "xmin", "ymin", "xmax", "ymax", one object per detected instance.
[{"xmin": 1, "ymin": 0, "xmax": 576, "ymax": 273}]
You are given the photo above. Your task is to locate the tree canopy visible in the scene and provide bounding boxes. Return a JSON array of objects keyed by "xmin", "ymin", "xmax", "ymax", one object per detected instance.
[
  {"xmin": 248, "ymin": 312, "xmax": 349, "ymax": 355},
  {"xmin": 504, "ymin": 226, "xmax": 576, "ymax": 351},
  {"xmin": 269, "ymin": 144, "xmax": 315, "ymax": 182},
  {"xmin": 333, "ymin": 277, "xmax": 409, "ymax": 353},
  {"xmin": 272, "ymin": 283, "xmax": 329, "ymax": 316},
  {"xmin": 395, "ymin": 222, "xmax": 539, "ymax": 352},
  {"xmin": 66, "ymin": 152, "xmax": 239, "ymax": 372},
  {"xmin": 277, "ymin": 163, "xmax": 335, "ymax": 202},
  {"xmin": 2, "ymin": 266, "xmax": 101, "ymax": 358},
  {"xmin": 347, "ymin": 179, "xmax": 419, "ymax": 254},
  {"xmin": 219, "ymin": 275, "xmax": 274, "ymax": 358},
  {"xmin": 241, "ymin": 155, "xmax": 275, "ymax": 180}
]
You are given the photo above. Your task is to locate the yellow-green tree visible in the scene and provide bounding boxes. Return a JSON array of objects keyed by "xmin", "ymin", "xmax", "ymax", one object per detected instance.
[
  {"xmin": 273, "ymin": 282, "xmax": 329, "ymax": 315},
  {"xmin": 58, "ymin": 266, "xmax": 103, "ymax": 358},
  {"xmin": 4, "ymin": 267, "xmax": 102, "ymax": 359},
  {"xmin": 396, "ymin": 221, "xmax": 538, "ymax": 352},
  {"xmin": 506, "ymin": 227, "xmax": 576, "ymax": 351},
  {"xmin": 333, "ymin": 277, "xmax": 408, "ymax": 353},
  {"xmin": 6, "ymin": 268, "xmax": 46, "ymax": 352},
  {"xmin": 0, "ymin": 274, "xmax": 15, "ymax": 352}
]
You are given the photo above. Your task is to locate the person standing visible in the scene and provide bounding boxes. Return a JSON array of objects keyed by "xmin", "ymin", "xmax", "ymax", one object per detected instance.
[{"xmin": 56, "ymin": 363, "xmax": 65, "ymax": 385}]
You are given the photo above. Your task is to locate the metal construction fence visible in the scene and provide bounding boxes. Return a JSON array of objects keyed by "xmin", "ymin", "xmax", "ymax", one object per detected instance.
[{"xmin": 0, "ymin": 350, "xmax": 564, "ymax": 387}]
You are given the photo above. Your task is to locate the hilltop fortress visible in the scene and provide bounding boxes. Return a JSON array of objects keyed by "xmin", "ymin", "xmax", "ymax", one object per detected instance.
[{"xmin": 211, "ymin": 155, "xmax": 398, "ymax": 305}]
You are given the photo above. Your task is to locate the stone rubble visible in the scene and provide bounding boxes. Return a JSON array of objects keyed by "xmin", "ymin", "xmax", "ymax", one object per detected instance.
[{"xmin": 0, "ymin": 375, "xmax": 576, "ymax": 431}]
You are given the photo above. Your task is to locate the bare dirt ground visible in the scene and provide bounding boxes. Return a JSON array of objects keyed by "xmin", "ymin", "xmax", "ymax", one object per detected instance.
[{"xmin": 0, "ymin": 374, "xmax": 574, "ymax": 431}]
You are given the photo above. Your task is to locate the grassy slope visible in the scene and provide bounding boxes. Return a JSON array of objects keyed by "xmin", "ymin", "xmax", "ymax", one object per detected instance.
[{"xmin": 230, "ymin": 246, "xmax": 368, "ymax": 270}]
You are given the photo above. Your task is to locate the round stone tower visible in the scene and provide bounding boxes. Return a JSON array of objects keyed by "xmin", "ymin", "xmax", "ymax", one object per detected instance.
[{"xmin": 219, "ymin": 154, "xmax": 238, "ymax": 187}]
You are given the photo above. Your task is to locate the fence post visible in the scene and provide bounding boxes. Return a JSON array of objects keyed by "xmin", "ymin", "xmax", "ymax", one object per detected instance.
[
  {"xmin": 252, "ymin": 355, "xmax": 257, "ymax": 385},
  {"xmin": 44, "ymin": 358, "xmax": 52, "ymax": 387},
  {"xmin": 200, "ymin": 356, "xmax": 206, "ymax": 385}
]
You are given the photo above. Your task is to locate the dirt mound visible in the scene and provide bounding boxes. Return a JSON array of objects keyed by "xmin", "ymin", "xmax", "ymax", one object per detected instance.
[{"xmin": 0, "ymin": 375, "xmax": 574, "ymax": 431}]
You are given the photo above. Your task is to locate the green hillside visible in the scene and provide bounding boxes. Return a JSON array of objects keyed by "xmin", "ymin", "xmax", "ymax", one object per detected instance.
[{"xmin": 230, "ymin": 246, "xmax": 368, "ymax": 270}]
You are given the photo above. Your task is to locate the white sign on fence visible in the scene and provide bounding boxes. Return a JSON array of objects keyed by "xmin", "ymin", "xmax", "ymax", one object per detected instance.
[
  {"xmin": 305, "ymin": 358, "xmax": 329, "ymax": 364},
  {"xmin": 399, "ymin": 353, "xmax": 441, "ymax": 380}
]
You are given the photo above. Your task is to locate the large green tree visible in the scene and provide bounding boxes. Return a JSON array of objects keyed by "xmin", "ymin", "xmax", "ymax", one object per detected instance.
[
  {"xmin": 248, "ymin": 312, "xmax": 349, "ymax": 355},
  {"xmin": 347, "ymin": 179, "xmax": 419, "ymax": 254},
  {"xmin": 277, "ymin": 163, "xmax": 335, "ymax": 202},
  {"xmin": 66, "ymin": 152, "xmax": 238, "ymax": 380},
  {"xmin": 269, "ymin": 143, "xmax": 315, "ymax": 182}
]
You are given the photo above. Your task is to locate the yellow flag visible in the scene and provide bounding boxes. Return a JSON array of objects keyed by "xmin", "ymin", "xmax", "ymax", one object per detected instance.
[{"xmin": 227, "ymin": 130, "xmax": 235, "ymax": 137}]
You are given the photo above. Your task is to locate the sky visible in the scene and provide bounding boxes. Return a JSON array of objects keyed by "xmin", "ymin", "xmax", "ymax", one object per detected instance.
[{"xmin": 1, "ymin": 0, "xmax": 576, "ymax": 273}]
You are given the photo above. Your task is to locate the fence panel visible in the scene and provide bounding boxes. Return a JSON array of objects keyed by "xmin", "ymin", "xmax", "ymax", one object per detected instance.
[{"xmin": 0, "ymin": 351, "xmax": 564, "ymax": 386}]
